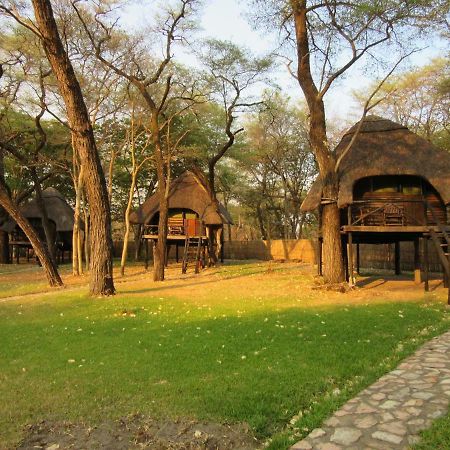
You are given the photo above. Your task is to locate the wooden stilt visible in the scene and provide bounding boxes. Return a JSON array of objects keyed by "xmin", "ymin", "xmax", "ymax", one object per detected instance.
[
  {"xmin": 195, "ymin": 237, "xmax": 202, "ymax": 274},
  {"xmin": 144, "ymin": 239, "xmax": 149, "ymax": 270},
  {"xmin": 394, "ymin": 241, "xmax": 401, "ymax": 275},
  {"xmin": 220, "ymin": 228, "xmax": 224, "ymax": 263},
  {"xmin": 176, "ymin": 243, "xmax": 179, "ymax": 263},
  {"xmin": 318, "ymin": 237, "xmax": 323, "ymax": 276},
  {"xmin": 356, "ymin": 243, "xmax": 360, "ymax": 275},
  {"xmin": 414, "ymin": 239, "xmax": 421, "ymax": 284},
  {"xmin": 424, "ymin": 236, "xmax": 429, "ymax": 292},
  {"xmin": 348, "ymin": 232, "xmax": 354, "ymax": 286},
  {"xmin": 181, "ymin": 237, "xmax": 189, "ymax": 274},
  {"xmin": 165, "ymin": 244, "xmax": 170, "ymax": 268},
  {"xmin": 343, "ymin": 237, "xmax": 349, "ymax": 282}
]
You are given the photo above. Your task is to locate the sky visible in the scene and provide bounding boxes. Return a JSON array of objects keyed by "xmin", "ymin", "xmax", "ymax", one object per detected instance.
[{"xmin": 122, "ymin": 0, "xmax": 446, "ymax": 130}]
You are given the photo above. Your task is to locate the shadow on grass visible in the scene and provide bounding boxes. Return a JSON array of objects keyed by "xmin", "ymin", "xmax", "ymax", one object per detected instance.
[{"xmin": 0, "ymin": 297, "xmax": 448, "ymax": 449}]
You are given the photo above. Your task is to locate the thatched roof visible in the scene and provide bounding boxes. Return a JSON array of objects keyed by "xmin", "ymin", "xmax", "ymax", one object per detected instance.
[
  {"xmin": 301, "ymin": 116, "xmax": 450, "ymax": 211},
  {"xmin": 129, "ymin": 170, "xmax": 233, "ymax": 226},
  {"xmin": 0, "ymin": 187, "xmax": 75, "ymax": 233}
]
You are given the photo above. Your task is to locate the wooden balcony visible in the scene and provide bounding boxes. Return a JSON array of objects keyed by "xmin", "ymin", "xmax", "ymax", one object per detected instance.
[
  {"xmin": 142, "ymin": 218, "xmax": 207, "ymax": 240},
  {"xmin": 342, "ymin": 199, "xmax": 449, "ymax": 234}
]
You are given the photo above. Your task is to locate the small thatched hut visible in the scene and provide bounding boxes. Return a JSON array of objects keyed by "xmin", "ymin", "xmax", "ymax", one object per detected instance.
[
  {"xmin": 301, "ymin": 116, "xmax": 450, "ymax": 289},
  {"xmin": 2, "ymin": 187, "xmax": 76, "ymax": 262},
  {"xmin": 130, "ymin": 170, "xmax": 233, "ymax": 265}
]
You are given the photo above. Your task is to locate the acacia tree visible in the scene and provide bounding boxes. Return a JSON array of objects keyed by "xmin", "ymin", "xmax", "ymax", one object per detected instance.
[
  {"xmin": 243, "ymin": 91, "xmax": 317, "ymax": 239},
  {"xmin": 0, "ymin": 0, "xmax": 117, "ymax": 295},
  {"xmin": 0, "ymin": 36, "xmax": 63, "ymax": 286},
  {"xmin": 198, "ymin": 39, "xmax": 272, "ymax": 199},
  {"xmin": 253, "ymin": 0, "xmax": 448, "ymax": 283},
  {"xmin": 362, "ymin": 58, "xmax": 450, "ymax": 148},
  {"xmin": 73, "ymin": 0, "xmax": 199, "ymax": 281}
]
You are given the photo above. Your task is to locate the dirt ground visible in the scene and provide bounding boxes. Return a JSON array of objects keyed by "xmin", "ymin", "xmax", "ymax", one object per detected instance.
[{"xmin": 16, "ymin": 416, "xmax": 259, "ymax": 450}]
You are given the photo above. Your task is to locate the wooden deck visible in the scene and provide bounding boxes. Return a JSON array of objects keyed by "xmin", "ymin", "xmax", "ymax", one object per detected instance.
[
  {"xmin": 342, "ymin": 225, "xmax": 450, "ymax": 233},
  {"xmin": 143, "ymin": 234, "xmax": 208, "ymax": 240}
]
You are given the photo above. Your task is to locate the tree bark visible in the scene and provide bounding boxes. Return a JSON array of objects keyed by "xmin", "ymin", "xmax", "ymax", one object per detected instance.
[
  {"xmin": 121, "ymin": 171, "xmax": 137, "ymax": 276},
  {"xmin": 0, "ymin": 228, "xmax": 10, "ymax": 264},
  {"xmin": 0, "ymin": 181, "xmax": 62, "ymax": 286},
  {"xmin": 293, "ymin": 1, "xmax": 345, "ymax": 283},
  {"xmin": 72, "ymin": 164, "xmax": 84, "ymax": 275},
  {"xmin": 32, "ymin": 0, "xmax": 114, "ymax": 295},
  {"xmin": 31, "ymin": 169, "xmax": 57, "ymax": 263}
]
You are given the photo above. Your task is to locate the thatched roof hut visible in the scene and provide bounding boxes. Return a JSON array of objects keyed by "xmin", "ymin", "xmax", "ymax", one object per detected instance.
[
  {"xmin": 0, "ymin": 187, "xmax": 75, "ymax": 233},
  {"xmin": 130, "ymin": 170, "xmax": 233, "ymax": 226},
  {"xmin": 301, "ymin": 116, "xmax": 450, "ymax": 211}
]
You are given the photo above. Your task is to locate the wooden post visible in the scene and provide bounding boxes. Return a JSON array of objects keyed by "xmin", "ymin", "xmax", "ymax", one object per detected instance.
[
  {"xmin": 356, "ymin": 243, "xmax": 360, "ymax": 275},
  {"xmin": 176, "ymin": 243, "xmax": 179, "ymax": 263},
  {"xmin": 394, "ymin": 241, "xmax": 401, "ymax": 275},
  {"xmin": 144, "ymin": 239, "xmax": 149, "ymax": 270},
  {"xmin": 348, "ymin": 232, "xmax": 354, "ymax": 286},
  {"xmin": 343, "ymin": 237, "xmax": 349, "ymax": 282},
  {"xmin": 165, "ymin": 243, "xmax": 170, "ymax": 268},
  {"xmin": 318, "ymin": 237, "xmax": 323, "ymax": 276},
  {"xmin": 424, "ymin": 236, "xmax": 429, "ymax": 292},
  {"xmin": 414, "ymin": 239, "xmax": 421, "ymax": 284},
  {"xmin": 220, "ymin": 227, "xmax": 224, "ymax": 263}
]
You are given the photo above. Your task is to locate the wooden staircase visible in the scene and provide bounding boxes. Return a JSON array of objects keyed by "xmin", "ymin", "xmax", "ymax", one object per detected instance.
[
  {"xmin": 181, "ymin": 236, "xmax": 204, "ymax": 274},
  {"xmin": 425, "ymin": 201, "xmax": 450, "ymax": 303}
]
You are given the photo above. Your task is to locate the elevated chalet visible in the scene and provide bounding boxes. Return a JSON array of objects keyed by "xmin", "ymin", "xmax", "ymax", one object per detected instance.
[
  {"xmin": 302, "ymin": 116, "xmax": 450, "ymax": 298},
  {"xmin": 130, "ymin": 170, "xmax": 232, "ymax": 272},
  {"xmin": 0, "ymin": 187, "xmax": 76, "ymax": 263}
]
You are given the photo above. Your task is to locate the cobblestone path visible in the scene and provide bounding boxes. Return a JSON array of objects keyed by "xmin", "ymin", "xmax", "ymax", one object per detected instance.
[{"xmin": 291, "ymin": 330, "xmax": 450, "ymax": 449}]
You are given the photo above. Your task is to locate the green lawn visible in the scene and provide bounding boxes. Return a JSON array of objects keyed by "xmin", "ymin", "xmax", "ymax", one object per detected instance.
[
  {"xmin": 0, "ymin": 262, "xmax": 449, "ymax": 449},
  {"xmin": 413, "ymin": 413, "xmax": 450, "ymax": 450}
]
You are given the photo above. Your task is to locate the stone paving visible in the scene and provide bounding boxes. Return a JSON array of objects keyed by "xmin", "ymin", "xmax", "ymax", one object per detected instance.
[{"xmin": 291, "ymin": 330, "xmax": 450, "ymax": 450}]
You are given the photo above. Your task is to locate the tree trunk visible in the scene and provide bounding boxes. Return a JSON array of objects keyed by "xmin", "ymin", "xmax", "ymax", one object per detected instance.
[
  {"xmin": 72, "ymin": 165, "xmax": 84, "ymax": 275},
  {"xmin": 83, "ymin": 198, "xmax": 90, "ymax": 272},
  {"xmin": 0, "ymin": 228, "xmax": 9, "ymax": 264},
  {"xmin": 0, "ymin": 182, "xmax": 62, "ymax": 286},
  {"xmin": 32, "ymin": 0, "xmax": 114, "ymax": 295},
  {"xmin": 134, "ymin": 224, "xmax": 143, "ymax": 261},
  {"xmin": 293, "ymin": 2, "xmax": 345, "ymax": 283},
  {"xmin": 121, "ymin": 171, "xmax": 137, "ymax": 276},
  {"xmin": 31, "ymin": 169, "xmax": 57, "ymax": 263},
  {"xmin": 153, "ymin": 197, "xmax": 168, "ymax": 281}
]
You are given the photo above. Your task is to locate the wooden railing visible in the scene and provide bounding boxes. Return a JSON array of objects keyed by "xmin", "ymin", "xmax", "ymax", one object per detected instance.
[
  {"xmin": 143, "ymin": 218, "xmax": 203, "ymax": 237},
  {"xmin": 347, "ymin": 199, "xmax": 444, "ymax": 227}
]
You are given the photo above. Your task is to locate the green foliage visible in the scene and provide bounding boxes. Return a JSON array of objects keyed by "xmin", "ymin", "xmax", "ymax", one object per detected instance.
[
  {"xmin": 362, "ymin": 58, "xmax": 450, "ymax": 149},
  {"xmin": 236, "ymin": 91, "xmax": 317, "ymax": 239}
]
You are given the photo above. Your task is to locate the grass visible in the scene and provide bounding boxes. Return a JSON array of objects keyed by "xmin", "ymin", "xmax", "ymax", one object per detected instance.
[
  {"xmin": 0, "ymin": 261, "xmax": 449, "ymax": 449},
  {"xmin": 413, "ymin": 413, "xmax": 450, "ymax": 450}
]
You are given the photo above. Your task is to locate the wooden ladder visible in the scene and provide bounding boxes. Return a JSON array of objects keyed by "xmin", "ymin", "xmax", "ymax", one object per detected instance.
[
  {"xmin": 181, "ymin": 236, "xmax": 203, "ymax": 274},
  {"xmin": 425, "ymin": 201, "xmax": 450, "ymax": 303}
]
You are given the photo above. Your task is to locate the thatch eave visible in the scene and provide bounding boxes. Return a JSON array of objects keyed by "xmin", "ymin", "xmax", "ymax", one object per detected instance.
[
  {"xmin": 301, "ymin": 116, "xmax": 450, "ymax": 211},
  {"xmin": 130, "ymin": 170, "xmax": 233, "ymax": 226}
]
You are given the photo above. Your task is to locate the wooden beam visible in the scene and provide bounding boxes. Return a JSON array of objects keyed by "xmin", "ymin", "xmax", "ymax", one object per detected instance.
[
  {"xmin": 424, "ymin": 236, "xmax": 429, "ymax": 292},
  {"xmin": 356, "ymin": 243, "xmax": 360, "ymax": 275},
  {"xmin": 414, "ymin": 239, "xmax": 421, "ymax": 284},
  {"xmin": 394, "ymin": 242, "xmax": 401, "ymax": 276},
  {"xmin": 318, "ymin": 237, "xmax": 323, "ymax": 276},
  {"xmin": 348, "ymin": 232, "xmax": 354, "ymax": 286},
  {"xmin": 144, "ymin": 239, "xmax": 149, "ymax": 270}
]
